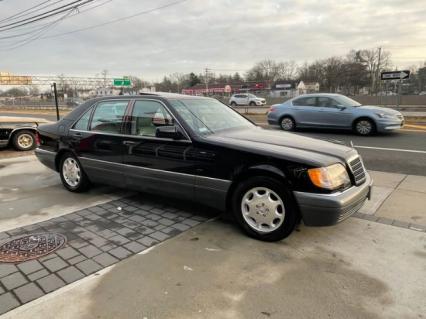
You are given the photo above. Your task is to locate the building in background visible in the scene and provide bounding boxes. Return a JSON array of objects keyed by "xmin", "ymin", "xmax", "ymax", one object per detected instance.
[
  {"xmin": 270, "ymin": 81, "xmax": 298, "ymax": 98},
  {"xmin": 297, "ymin": 81, "xmax": 320, "ymax": 94}
]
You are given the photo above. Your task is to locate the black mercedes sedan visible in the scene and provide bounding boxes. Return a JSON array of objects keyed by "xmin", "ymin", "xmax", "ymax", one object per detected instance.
[{"xmin": 35, "ymin": 93, "xmax": 372, "ymax": 241}]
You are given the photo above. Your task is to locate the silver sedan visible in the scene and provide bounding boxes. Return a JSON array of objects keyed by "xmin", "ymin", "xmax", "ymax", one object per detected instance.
[{"xmin": 267, "ymin": 93, "xmax": 404, "ymax": 135}]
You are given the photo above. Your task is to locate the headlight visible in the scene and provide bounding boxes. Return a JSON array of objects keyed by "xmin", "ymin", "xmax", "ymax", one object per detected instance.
[
  {"xmin": 308, "ymin": 163, "xmax": 350, "ymax": 190},
  {"xmin": 376, "ymin": 113, "xmax": 395, "ymax": 119}
]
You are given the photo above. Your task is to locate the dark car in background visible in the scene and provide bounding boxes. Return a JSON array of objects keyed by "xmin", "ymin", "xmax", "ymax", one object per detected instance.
[
  {"xmin": 0, "ymin": 116, "xmax": 50, "ymax": 151},
  {"xmin": 35, "ymin": 93, "xmax": 372, "ymax": 241}
]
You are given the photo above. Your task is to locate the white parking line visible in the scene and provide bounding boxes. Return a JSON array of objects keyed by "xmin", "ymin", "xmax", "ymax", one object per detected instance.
[{"xmin": 354, "ymin": 145, "xmax": 426, "ymax": 154}]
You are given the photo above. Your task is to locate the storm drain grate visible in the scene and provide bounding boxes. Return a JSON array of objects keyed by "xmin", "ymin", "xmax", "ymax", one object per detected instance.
[{"xmin": 0, "ymin": 233, "xmax": 66, "ymax": 263}]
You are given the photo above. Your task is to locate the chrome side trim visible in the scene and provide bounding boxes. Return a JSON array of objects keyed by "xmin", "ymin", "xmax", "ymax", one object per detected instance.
[
  {"xmin": 35, "ymin": 148, "xmax": 56, "ymax": 155},
  {"xmin": 78, "ymin": 156, "xmax": 231, "ymax": 183}
]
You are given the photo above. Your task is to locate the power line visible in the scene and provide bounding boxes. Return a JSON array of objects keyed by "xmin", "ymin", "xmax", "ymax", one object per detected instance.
[
  {"xmin": 0, "ymin": 0, "xmax": 67, "ymax": 24},
  {"xmin": 42, "ymin": 0, "xmax": 189, "ymax": 39},
  {"xmin": 0, "ymin": 0, "xmax": 89, "ymax": 31},
  {"xmin": 0, "ymin": 0, "xmax": 112, "ymax": 40},
  {"xmin": 0, "ymin": 0, "xmax": 113, "ymax": 40},
  {"xmin": 0, "ymin": 9, "xmax": 74, "ymax": 50}
]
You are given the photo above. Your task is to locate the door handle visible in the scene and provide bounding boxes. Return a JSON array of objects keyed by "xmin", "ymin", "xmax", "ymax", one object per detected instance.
[{"xmin": 122, "ymin": 140, "xmax": 138, "ymax": 146}]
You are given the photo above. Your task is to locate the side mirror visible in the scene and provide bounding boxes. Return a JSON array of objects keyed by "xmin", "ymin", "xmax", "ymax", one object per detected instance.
[
  {"xmin": 155, "ymin": 125, "xmax": 184, "ymax": 140},
  {"xmin": 336, "ymin": 105, "xmax": 346, "ymax": 110}
]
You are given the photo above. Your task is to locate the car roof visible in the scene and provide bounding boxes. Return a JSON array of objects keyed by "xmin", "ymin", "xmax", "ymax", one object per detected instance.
[
  {"xmin": 94, "ymin": 92, "xmax": 212, "ymax": 100},
  {"xmin": 294, "ymin": 93, "xmax": 342, "ymax": 98},
  {"xmin": 62, "ymin": 92, "xmax": 213, "ymax": 121}
]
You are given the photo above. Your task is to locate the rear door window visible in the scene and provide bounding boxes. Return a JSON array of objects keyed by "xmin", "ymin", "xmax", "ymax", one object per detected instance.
[
  {"xmin": 90, "ymin": 100, "xmax": 128, "ymax": 134},
  {"xmin": 293, "ymin": 97, "xmax": 317, "ymax": 106}
]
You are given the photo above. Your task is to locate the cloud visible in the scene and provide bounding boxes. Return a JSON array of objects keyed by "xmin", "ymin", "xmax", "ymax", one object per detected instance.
[{"xmin": 0, "ymin": 0, "xmax": 424, "ymax": 81}]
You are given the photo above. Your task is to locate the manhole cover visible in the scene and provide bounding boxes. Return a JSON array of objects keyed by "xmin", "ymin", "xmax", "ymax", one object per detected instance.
[{"xmin": 0, "ymin": 233, "xmax": 66, "ymax": 263}]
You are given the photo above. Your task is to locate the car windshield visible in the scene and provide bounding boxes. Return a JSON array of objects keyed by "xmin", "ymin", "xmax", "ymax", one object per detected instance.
[
  {"xmin": 169, "ymin": 98, "xmax": 255, "ymax": 135},
  {"xmin": 334, "ymin": 95, "xmax": 362, "ymax": 107}
]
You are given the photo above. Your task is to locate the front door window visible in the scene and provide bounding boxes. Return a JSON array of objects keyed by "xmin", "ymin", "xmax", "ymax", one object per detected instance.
[{"xmin": 130, "ymin": 100, "xmax": 174, "ymax": 137}]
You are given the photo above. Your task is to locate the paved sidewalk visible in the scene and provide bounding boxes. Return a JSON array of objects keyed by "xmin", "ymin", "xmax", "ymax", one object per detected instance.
[
  {"xmin": 3, "ymin": 218, "xmax": 425, "ymax": 319},
  {"xmin": 356, "ymin": 171, "xmax": 426, "ymax": 231}
]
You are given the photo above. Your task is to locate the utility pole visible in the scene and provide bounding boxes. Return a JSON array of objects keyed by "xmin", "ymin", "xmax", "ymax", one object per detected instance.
[
  {"xmin": 205, "ymin": 68, "xmax": 210, "ymax": 96},
  {"xmin": 376, "ymin": 47, "xmax": 382, "ymax": 103},
  {"xmin": 52, "ymin": 83, "xmax": 60, "ymax": 121}
]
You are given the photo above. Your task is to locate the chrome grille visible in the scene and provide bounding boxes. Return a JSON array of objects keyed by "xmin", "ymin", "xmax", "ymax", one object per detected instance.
[{"xmin": 349, "ymin": 156, "xmax": 366, "ymax": 186}]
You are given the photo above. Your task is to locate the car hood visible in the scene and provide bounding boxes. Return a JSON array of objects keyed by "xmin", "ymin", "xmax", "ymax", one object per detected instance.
[
  {"xmin": 359, "ymin": 105, "xmax": 401, "ymax": 115},
  {"xmin": 206, "ymin": 128, "xmax": 357, "ymax": 167},
  {"xmin": 0, "ymin": 116, "xmax": 51, "ymax": 124}
]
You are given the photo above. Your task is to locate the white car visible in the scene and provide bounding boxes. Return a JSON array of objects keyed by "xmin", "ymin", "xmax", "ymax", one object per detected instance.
[{"xmin": 229, "ymin": 93, "xmax": 266, "ymax": 106}]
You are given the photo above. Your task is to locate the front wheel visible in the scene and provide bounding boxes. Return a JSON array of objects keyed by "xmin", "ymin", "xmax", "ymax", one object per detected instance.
[
  {"xmin": 354, "ymin": 119, "xmax": 375, "ymax": 135},
  {"xmin": 231, "ymin": 176, "xmax": 298, "ymax": 241},
  {"xmin": 249, "ymin": 101, "xmax": 256, "ymax": 106},
  {"xmin": 230, "ymin": 101, "xmax": 237, "ymax": 107},
  {"xmin": 59, "ymin": 153, "xmax": 90, "ymax": 192}
]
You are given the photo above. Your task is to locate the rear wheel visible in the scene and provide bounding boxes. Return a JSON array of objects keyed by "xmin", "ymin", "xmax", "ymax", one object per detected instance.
[
  {"xmin": 59, "ymin": 153, "xmax": 90, "ymax": 192},
  {"xmin": 279, "ymin": 116, "xmax": 295, "ymax": 131},
  {"xmin": 354, "ymin": 118, "xmax": 375, "ymax": 135},
  {"xmin": 231, "ymin": 176, "xmax": 298, "ymax": 241},
  {"xmin": 12, "ymin": 130, "xmax": 36, "ymax": 151}
]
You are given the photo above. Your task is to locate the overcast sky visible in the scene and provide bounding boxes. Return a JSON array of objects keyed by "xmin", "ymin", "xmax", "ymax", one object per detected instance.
[{"xmin": 0, "ymin": 0, "xmax": 425, "ymax": 81}]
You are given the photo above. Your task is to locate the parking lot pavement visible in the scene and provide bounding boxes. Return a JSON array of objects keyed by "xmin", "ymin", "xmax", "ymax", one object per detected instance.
[
  {"xmin": 0, "ymin": 155, "xmax": 425, "ymax": 318},
  {"xmin": 3, "ymin": 218, "xmax": 425, "ymax": 319}
]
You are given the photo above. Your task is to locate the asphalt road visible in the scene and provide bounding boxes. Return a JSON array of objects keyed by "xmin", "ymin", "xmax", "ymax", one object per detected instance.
[
  {"xmin": 2, "ymin": 112, "xmax": 426, "ymax": 176},
  {"xmin": 282, "ymin": 129, "xmax": 426, "ymax": 176}
]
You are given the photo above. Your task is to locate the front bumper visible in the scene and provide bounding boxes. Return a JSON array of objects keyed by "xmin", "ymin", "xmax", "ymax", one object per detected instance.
[
  {"xmin": 376, "ymin": 118, "xmax": 404, "ymax": 132},
  {"xmin": 35, "ymin": 148, "xmax": 57, "ymax": 171},
  {"xmin": 294, "ymin": 172, "xmax": 373, "ymax": 226}
]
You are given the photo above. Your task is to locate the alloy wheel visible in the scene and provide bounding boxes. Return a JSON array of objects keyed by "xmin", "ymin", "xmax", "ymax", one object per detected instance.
[
  {"xmin": 280, "ymin": 118, "xmax": 294, "ymax": 131},
  {"xmin": 17, "ymin": 133, "xmax": 34, "ymax": 149},
  {"xmin": 356, "ymin": 120, "xmax": 372, "ymax": 135}
]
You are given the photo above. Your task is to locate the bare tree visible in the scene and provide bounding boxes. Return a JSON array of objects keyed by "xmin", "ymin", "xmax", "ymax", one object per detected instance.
[{"xmin": 352, "ymin": 48, "xmax": 391, "ymax": 94}]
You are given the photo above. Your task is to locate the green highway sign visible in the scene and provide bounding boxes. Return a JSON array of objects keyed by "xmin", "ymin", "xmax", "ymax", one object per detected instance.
[{"xmin": 113, "ymin": 78, "xmax": 131, "ymax": 86}]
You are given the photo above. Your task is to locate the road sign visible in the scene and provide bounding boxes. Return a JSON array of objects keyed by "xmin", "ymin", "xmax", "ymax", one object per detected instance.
[
  {"xmin": 113, "ymin": 78, "xmax": 131, "ymax": 86},
  {"xmin": 381, "ymin": 70, "xmax": 410, "ymax": 81}
]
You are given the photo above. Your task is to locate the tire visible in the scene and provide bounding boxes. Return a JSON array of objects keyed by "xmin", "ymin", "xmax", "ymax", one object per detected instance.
[
  {"xmin": 249, "ymin": 101, "xmax": 256, "ymax": 106},
  {"xmin": 354, "ymin": 118, "xmax": 375, "ymax": 136},
  {"xmin": 231, "ymin": 176, "xmax": 299, "ymax": 242},
  {"xmin": 230, "ymin": 101, "xmax": 237, "ymax": 107},
  {"xmin": 12, "ymin": 130, "xmax": 36, "ymax": 151},
  {"xmin": 59, "ymin": 153, "xmax": 90, "ymax": 192},
  {"xmin": 279, "ymin": 116, "xmax": 296, "ymax": 131}
]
